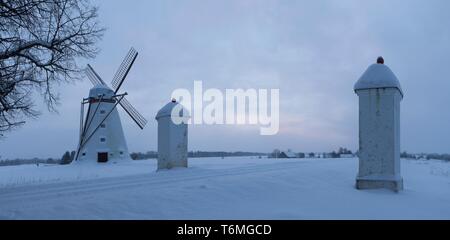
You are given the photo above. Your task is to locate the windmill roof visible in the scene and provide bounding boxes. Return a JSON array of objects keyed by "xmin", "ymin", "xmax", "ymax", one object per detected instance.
[
  {"xmin": 354, "ymin": 63, "xmax": 403, "ymax": 96},
  {"xmin": 89, "ymin": 84, "xmax": 114, "ymax": 98}
]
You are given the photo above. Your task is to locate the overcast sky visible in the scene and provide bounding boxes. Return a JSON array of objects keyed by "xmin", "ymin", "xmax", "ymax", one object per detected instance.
[{"xmin": 1, "ymin": 0, "xmax": 450, "ymax": 159}]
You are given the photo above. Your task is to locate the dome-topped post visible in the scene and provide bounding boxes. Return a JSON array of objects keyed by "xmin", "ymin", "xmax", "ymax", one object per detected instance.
[
  {"xmin": 155, "ymin": 100, "xmax": 190, "ymax": 170},
  {"xmin": 354, "ymin": 57, "xmax": 404, "ymax": 192}
]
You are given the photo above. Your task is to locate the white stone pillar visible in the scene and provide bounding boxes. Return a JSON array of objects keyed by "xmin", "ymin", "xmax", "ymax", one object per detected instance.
[
  {"xmin": 354, "ymin": 57, "xmax": 404, "ymax": 192},
  {"xmin": 155, "ymin": 99, "xmax": 189, "ymax": 170}
]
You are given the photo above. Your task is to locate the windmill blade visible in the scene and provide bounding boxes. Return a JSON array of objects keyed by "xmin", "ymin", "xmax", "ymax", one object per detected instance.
[
  {"xmin": 85, "ymin": 64, "xmax": 106, "ymax": 86},
  {"xmin": 79, "ymin": 101, "xmax": 84, "ymax": 141},
  {"xmin": 111, "ymin": 48, "xmax": 138, "ymax": 93},
  {"xmin": 75, "ymin": 102, "xmax": 85, "ymax": 161},
  {"xmin": 119, "ymin": 97, "xmax": 147, "ymax": 129},
  {"xmin": 85, "ymin": 67, "xmax": 101, "ymax": 86}
]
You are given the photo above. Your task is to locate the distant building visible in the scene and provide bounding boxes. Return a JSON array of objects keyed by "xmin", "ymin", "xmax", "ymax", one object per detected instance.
[
  {"xmin": 278, "ymin": 150, "xmax": 297, "ymax": 158},
  {"xmin": 413, "ymin": 154, "xmax": 426, "ymax": 159}
]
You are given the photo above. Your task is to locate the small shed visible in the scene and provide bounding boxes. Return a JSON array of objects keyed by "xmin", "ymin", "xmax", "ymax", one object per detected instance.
[
  {"xmin": 155, "ymin": 99, "xmax": 190, "ymax": 170},
  {"xmin": 354, "ymin": 57, "xmax": 403, "ymax": 192}
]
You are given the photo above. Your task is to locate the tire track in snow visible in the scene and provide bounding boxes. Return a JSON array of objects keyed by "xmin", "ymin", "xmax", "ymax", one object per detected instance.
[{"xmin": 0, "ymin": 161, "xmax": 308, "ymax": 203}]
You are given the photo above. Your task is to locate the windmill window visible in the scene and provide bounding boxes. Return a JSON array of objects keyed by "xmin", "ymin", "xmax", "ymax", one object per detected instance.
[
  {"xmin": 100, "ymin": 137, "xmax": 106, "ymax": 143},
  {"xmin": 100, "ymin": 123, "xmax": 106, "ymax": 128},
  {"xmin": 82, "ymin": 153, "xmax": 86, "ymax": 156},
  {"xmin": 120, "ymin": 151, "xmax": 124, "ymax": 155},
  {"xmin": 100, "ymin": 109, "xmax": 106, "ymax": 114}
]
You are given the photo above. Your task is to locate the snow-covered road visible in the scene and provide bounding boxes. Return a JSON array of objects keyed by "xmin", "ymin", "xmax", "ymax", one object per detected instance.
[{"xmin": 0, "ymin": 157, "xmax": 449, "ymax": 219}]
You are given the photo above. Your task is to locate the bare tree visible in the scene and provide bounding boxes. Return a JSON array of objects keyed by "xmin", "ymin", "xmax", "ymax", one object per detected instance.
[{"xmin": 0, "ymin": 0, "xmax": 104, "ymax": 134}]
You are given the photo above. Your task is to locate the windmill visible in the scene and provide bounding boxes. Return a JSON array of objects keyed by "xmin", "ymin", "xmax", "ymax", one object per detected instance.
[{"xmin": 74, "ymin": 47, "xmax": 147, "ymax": 163}]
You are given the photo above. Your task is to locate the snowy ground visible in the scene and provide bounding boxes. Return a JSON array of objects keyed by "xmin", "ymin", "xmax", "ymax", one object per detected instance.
[{"xmin": 0, "ymin": 157, "xmax": 449, "ymax": 219}]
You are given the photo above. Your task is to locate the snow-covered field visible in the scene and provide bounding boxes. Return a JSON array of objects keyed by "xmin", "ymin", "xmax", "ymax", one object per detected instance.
[{"xmin": 0, "ymin": 157, "xmax": 449, "ymax": 219}]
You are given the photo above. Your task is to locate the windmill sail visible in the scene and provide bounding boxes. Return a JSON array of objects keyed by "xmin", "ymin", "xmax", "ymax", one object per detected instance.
[
  {"xmin": 119, "ymin": 97, "xmax": 148, "ymax": 129},
  {"xmin": 85, "ymin": 64, "xmax": 107, "ymax": 86},
  {"xmin": 111, "ymin": 48, "xmax": 138, "ymax": 93},
  {"xmin": 79, "ymin": 101, "xmax": 84, "ymax": 141}
]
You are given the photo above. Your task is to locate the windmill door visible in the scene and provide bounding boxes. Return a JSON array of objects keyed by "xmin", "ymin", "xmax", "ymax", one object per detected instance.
[{"xmin": 98, "ymin": 152, "xmax": 108, "ymax": 163}]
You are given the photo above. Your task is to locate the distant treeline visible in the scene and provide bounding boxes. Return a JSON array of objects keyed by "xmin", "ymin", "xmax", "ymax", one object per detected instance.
[
  {"xmin": 401, "ymin": 152, "xmax": 450, "ymax": 162},
  {"xmin": 268, "ymin": 147, "xmax": 354, "ymax": 159},
  {"xmin": 190, "ymin": 151, "xmax": 266, "ymax": 158},
  {"xmin": 130, "ymin": 151, "xmax": 158, "ymax": 160},
  {"xmin": 0, "ymin": 150, "xmax": 74, "ymax": 166},
  {"xmin": 1, "ymin": 151, "xmax": 449, "ymax": 167},
  {"xmin": 131, "ymin": 151, "xmax": 267, "ymax": 160},
  {"xmin": 0, "ymin": 158, "xmax": 60, "ymax": 167}
]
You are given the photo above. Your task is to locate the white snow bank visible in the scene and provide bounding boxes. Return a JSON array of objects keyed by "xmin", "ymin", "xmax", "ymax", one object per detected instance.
[
  {"xmin": 0, "ymin": 159, "xmax": 157, "ymax": 187},
  {"xmin": 0, "ymin": 157, "xmax": 449, "ymax": 219}
]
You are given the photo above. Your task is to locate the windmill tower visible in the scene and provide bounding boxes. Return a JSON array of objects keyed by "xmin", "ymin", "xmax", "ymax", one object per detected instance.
[{"xmin": 74, "ymin": 48, "xmax": 147, "ymax": 163}]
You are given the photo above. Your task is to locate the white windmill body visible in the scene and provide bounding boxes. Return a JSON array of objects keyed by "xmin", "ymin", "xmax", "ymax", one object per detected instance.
[
  {"xmin": 74, "ymin": 48, "xmax": 147, "ymax": 164},
  {"xmin": 77, "ymin": 85, "xmax": 130, "ymax": 163}
]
